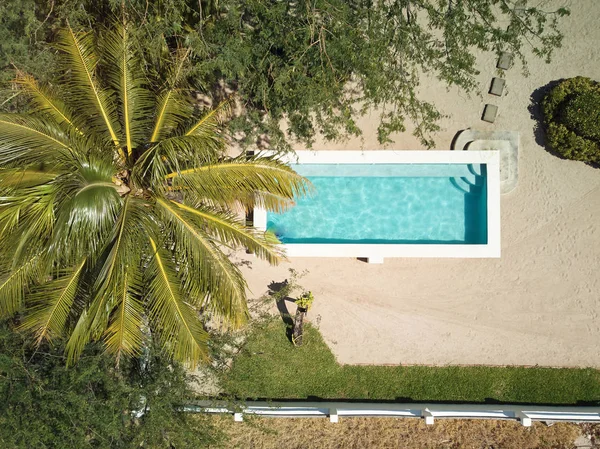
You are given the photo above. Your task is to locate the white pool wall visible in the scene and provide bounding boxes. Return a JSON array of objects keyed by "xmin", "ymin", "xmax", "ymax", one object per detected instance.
[{"xmin": 254, "ymin": 151, "xmax": 501, "ymax": 261}]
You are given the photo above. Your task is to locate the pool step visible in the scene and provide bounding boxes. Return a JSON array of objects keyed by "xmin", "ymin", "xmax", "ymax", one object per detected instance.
[
  {"xmin": 451, "ymin": 175, "xmax": 484, "ymax": 194},
  {"xmin": 450, "ymin": 177, "xmax": 471, "ymax": 194},
  {"xmin": 467, "ymin": 163, "xmax": 485, "ymax": 177},
  {"xmin": 461, "ymin": 175, "xmax": 484, "ymax": 187}
]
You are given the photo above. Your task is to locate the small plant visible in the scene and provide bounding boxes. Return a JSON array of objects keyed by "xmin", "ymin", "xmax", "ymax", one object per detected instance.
[
  {"xmin": 295, "ymin": 291, "xmax": 315, "ymax": 311},
  {"xmin": 541, "ymin": 76, "xmax": 600, "ymax": 163},
  {"xmin": 292, "ymin": 291, "xmax": 314, "ymax": 347}
]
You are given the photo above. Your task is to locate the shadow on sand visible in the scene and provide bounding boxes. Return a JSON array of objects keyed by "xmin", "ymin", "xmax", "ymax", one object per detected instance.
[
  {"xmin": 267, "ymin": 280, "xmax": 295, "ymax": 342},
  {"xmin": 528, "ymin": 78, "xmax": 563, "ymax": 150}
]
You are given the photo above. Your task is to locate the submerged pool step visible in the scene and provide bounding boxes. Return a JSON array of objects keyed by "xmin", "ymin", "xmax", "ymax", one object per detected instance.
[
  {"xmin": 450, "ymin": 177, "xmax": 471, "ymax": 194},
  {"xmin": 462, "ymin": 174, "xmax": 484, "ymax": 187},
  {"xmin": 468, "ymin": 163, "xmax": 484, "ymax": 177},
  {"xmin": 458, "ymin": 168, "xmax": 484, "ymax": 187},
  {"xmin": 451, "ymin": 176, "xmax": 483, "ymax": 194}
]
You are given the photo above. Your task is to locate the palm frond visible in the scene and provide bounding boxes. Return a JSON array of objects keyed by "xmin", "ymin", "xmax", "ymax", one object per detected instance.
[
  {"xmin": 155, "ymin": 198, "xmax": 248, "ymax": 327},
  {"xmin": 0, "ymin": 114, "xmax": 72, "ymax": 165},
  {"xmin": 1, "ymin": 183, "xmax": 58, "ymax": 265},
  {"xmin": 20, "ymin": 258, "xmax": 87, "ymax": 343},
  {"xmin": 64, "ymin": 196, "xmax": 147, "ymax": 363},
  {"xmin": 147, "ymin": 237, "xmax": 208, "ymax": 367},
  {"xmin": 0, "ymin": 253, "xmax": 45, "ymax": 318},
  {"xmin": 46, "ymin": 155, "xmax": 121, "ymax": 261},
  {"xmin": 184, "ymin": 98, "xmax": 233, "ymax": 138},
  {"xmin": 215, "ymin": 190, "xmax": 306, "ymax": 213},
  {"xmin": 171, "ymin": 200, "xmax": 283, "ymax": 264},
  {"xmin": 103, "ymin": 267, "xmax": 144, "ymax": 363},
  {"xmin": 14, "ymin": 70, "xmax": 79, "ymax": 132},
  {"xmin": 92, "ymin": 196, "xmax": 147, "ymax": 303},
  {"xmin": 101, "ymin": 23, "xmax": 153, "ymax": 155},
  {"xmin": 56, "ymin": 26, "xmax": 122, "ymax": 149},
  {"xmin": 51, "ymin": 181, "xmax": 121, "ymax": 260},
  {"xmin": 131, "ymin": 135, "xmax": 222, "ymax": 188},
  {"xmin": 64, "ymin": 308, "xmax": 92, "ymax": 366},
  {"xmin": 166, "ymin": 157, "xmax": 311, "ymax": 213},
  {"xmin": 0, "ymin": 168, "xmax": 57, "ymax": 189},
  {"xmin": 149, "ymin": 48, "xmax": 192, "ymax": 142}
]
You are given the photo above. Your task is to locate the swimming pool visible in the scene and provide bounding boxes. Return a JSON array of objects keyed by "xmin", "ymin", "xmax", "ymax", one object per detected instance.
[{"xmin": 254, "ymin": 151, "xmax": 501, "ymax": 261}]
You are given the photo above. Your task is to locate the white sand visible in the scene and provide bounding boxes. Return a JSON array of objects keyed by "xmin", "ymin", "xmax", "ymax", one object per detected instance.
[{"xmin": 238, "ymin": 0, "xmax": 600, "ymax": 368}]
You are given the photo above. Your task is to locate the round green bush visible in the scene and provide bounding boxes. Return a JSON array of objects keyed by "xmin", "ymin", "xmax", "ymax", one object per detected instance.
[
  {"xmin": 541, "ymin": 77, "xmax": 600, "ymax": 163},
  {"xmin": 559, "ymin": 91, "xmax": 600, "ymax": 140}
]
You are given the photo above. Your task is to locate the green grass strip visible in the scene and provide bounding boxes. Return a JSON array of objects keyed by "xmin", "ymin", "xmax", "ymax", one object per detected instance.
[{"xmin": 219, "ymin": 320, "xmax": 600, "ymax": 405}]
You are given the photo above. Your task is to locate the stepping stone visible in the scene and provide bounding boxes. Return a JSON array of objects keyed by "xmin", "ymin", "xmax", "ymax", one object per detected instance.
[
  {"xmin": 497, "ymin": 52, "xmax": 513, "ymax": 70},
  {"xmin": 489, "ymin": 77, "xmax": 505, "ymax": 96},
  {"xmin": 482, "ymin": 104, "xmax": 498, "ymax": 123}
]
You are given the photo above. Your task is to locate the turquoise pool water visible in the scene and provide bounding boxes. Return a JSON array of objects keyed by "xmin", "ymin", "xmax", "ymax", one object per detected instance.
[{"xmin": 267, "ymin": 164, "xmax": 488, "ymax": 244}]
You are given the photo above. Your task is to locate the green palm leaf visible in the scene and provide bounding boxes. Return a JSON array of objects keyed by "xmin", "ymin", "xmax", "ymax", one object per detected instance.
[
  {"xmin": 64, "ymin": 196, "xmax": 146, "ymax": 363},
  {"xmin": 185, "ymin": 98, "xmax": 233, "ymax": 138},
  {"xmin": 167, "ymin": 157, "xmax": 311, "ymax": 212},
  {"xmin": 14, "ymin": 70, "xmax": 79, "ymax": 132},
  {"xmin": 170, "ymin": 200, "xmax": 283, "ymax": 264},
  {"xmin": 0, "ymin": 169, "xmax": 57, "ymax": 189},
  {"xmin": 1, "ymin": 183, "xmax": 58, "ymax": 265},
  {"xmin": 50, "ymin": 157, "xmax": 122, "ymax": 260},
  {"xmin": 104, "ymin": 268, "xmax": 145, "ymax": 363},
  {"xmin": 147, "ymin": 237, "xmax": 208, "ymax": 366},
  {"xmin": 19, "ymin": 259, "xmax": 87, "ymax": 343},
  {"xmin": 155, "ymin": 198, "xmax": 248, "ymax": 327},
  {"xmin": 150, "ymin": 49, "xmax": 192, "ymax": 142},
  {"xmin": 56, "ymin": 26, "xmax": 121, "ymax": 149},
  {"xmin": 0, "ymin": 114, "xmax": 71, "ymax": 165},
  {"xmin": 102, "ymin": 23, "xmax": 153, "ymax": 155},
  {"xmin": 131, "ymin": 134, "xmax": 223, "ymax": 188},
  {"xmin": 0, "ymin": 253, "xmax": 44, "ymax": 318}
]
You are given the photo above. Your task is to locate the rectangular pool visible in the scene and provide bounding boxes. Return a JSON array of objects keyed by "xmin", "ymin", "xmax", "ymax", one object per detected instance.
[{"xmin": 254, "ymin": 151, "xmax": 501, "ymax": 261}]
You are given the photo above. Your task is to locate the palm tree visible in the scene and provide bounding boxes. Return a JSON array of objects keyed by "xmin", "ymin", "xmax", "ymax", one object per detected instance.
[{"xmin": 0, "ymin": 22, "xmax": 308, "ymax": 366}]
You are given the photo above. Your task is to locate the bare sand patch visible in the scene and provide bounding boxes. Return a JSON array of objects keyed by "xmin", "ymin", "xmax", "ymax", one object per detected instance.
[{"xmin": 238, "ymin": 0, "xmax": 600, "ymax": 368}]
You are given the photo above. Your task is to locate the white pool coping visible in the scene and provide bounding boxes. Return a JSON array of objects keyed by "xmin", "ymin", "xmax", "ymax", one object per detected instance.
[{"xmin": 254, "ymin": 151, "xmax": 501, "ymax": 261}]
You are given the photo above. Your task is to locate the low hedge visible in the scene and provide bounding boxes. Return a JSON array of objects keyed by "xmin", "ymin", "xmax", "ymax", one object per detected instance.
[{"xmin": 542, "ymin": 77, "xmax": 600, "ymax": 163}]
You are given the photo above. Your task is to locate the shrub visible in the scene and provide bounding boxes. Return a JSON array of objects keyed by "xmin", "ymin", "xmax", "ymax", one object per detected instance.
[
  {"xmin": 559, "ymin": 91, "xmax": 600, "ymax": 141},
  {"xmin": 542, "ymin": 77, "xmax": 600, "ymax": 163},
  {"xmin": 0, "ymin": 324, "xmax": 222, "ymax": 449}
]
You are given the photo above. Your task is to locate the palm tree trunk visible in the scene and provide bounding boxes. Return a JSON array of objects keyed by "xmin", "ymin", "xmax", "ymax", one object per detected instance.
[{"xmin": 292, "ymin": 306, "xmax": 307, "ymax": 346}]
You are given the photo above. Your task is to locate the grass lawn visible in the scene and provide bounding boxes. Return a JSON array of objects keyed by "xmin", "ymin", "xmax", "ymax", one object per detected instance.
[{"xmin": 218, "ymin": 320, "xmax": 600, "ymax": 405}]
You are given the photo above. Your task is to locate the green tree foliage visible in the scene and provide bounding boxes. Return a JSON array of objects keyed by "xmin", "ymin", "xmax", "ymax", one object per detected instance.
[
  {"xmin": 542, "ymin": 76, "xmax": 600, "ymax": 163},
  {"xmin": 1, "ymin": 0, "xmax": 569, "ymax": 148},
  {"xmin": 0, "ymin": 21, "xmax": 308, "ymax": 367},
  {"xmin": 0, "ymin": 324, "xmax": 221, "ymax": 448}
]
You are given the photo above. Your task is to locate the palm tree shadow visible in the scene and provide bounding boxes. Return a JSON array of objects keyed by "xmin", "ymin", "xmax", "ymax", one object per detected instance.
[{"xmin": 267, "ymin": 280, "xmax": 295, "ymax": 342}]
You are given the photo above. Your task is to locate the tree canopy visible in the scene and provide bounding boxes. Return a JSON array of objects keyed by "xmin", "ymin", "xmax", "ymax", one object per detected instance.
[
  {"xmin": 0, "ymin": 324, "xmax": 221, "ymax": 449},
  {"xmin": 1, "ymin": 0, "xmax": 569, "ymax": 149},
  {"xmin": 0, "ymin": 20, "xmax": 308, "ymax": 367}
]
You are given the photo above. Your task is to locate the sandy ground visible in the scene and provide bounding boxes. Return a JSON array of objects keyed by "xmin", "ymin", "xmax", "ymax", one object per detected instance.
[{"xmin": 237, "ymin": 0, "xmax": 600, "ymax": 367}]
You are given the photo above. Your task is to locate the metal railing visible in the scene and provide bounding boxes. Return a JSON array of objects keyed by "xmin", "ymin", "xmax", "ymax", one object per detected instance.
[{"xmin": 190, "ymin": 400, "xmax": 600, "ymax": 426}]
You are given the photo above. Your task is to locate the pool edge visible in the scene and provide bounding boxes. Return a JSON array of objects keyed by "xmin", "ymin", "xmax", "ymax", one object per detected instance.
[{"xmin": 254, "ymin": 150, "xmax": 501, "ymax": 260}]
